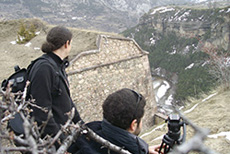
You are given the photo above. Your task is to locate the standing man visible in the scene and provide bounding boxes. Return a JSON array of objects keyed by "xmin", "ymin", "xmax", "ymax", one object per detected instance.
[
  {"xmin": 73, "ymin": 88, "xmax": 161, "ymax": 154},
  {"xmin": 28, "ymin": 26, "xmax": 82, "ymax": 145}
]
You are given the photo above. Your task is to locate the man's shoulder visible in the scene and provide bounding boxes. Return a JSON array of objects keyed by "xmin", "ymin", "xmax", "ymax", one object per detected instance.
[
  {"xmin": 30, "ymin": 55, "xmax": 57, "ymax": 72},
  {"xmin": 86, "ymin": 121, "xmax": 102, "ymax": 132}
]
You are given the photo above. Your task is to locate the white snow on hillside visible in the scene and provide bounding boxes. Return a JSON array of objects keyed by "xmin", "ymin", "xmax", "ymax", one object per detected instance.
[
  {"xmin": 160, "ymin": 8, "xmax": 175, "ymax": 13},
  {"xmin": 140, "ymin": 123, "xmax": 166, "ymax": 138},
  {"xmin": 35, "ymin": 31, "xmax": 40, "ymax": 35},
  {"xmin": 10, "ymin": 41, "xmax": 17, "ymax": 45},
  {"xmin": 184, "ymin": 92, "xmax": 218, "ymax": 114},
  {"xmin": 151, "ymin": 7, "xmax": 174, "ymax": 15},
  {"xmin": 165, "ymin": 95, "xmax": 173, "ymax": 105},
  {"xmin": 177, "ymin": 10, "xmax": 191, "ymax": 21},
  {"xmin": 208, "ymin": 132, "xmax": 230, "ymax": 141},
  {"xmin": 193, "ymin": 0, "xmax": 208, "ymax": 3},
  {"xmin": 227, "ymin": 8, "xmax": 230, "ymax": 13},
  {"xmin": 34, "ymin": 47, "xmax": 40, "ymax": 50},
  {"xmin": 156, "ymin": 81, "xmax": 170, "ymax": 102},
  {"xmin": 25, "ymin": 42, "xmax": 31, "ymax": 47},
  {"xmin": 185, "ymin": 63, "xmax": 194, "ymax": 70}
]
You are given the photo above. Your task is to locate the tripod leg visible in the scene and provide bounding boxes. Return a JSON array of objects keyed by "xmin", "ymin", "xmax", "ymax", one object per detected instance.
[
  {"xmin": 158, "ymin": 142, "xmax": 165, "ymax": 154},
  {"xmin": 164, "ymin": 145, "xmax": 170, "ymax": 154}
]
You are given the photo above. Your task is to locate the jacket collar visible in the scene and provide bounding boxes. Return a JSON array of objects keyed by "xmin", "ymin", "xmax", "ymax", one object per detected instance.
[
  {"xmin": 101, "ymin": 119, "xmax": 148, "ymax": 154},
  {"xmin": 47, "ymin": 52, "xmax": 69, "ymax": 69}
]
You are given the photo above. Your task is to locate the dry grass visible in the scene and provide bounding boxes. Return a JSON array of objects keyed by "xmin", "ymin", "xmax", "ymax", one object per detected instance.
[
  {"xmin": 140, "ymin": 88, "xmax": 230, "ymax": 153},
  {"xmin": 0, "ymin": 18, "xmax": 119, "ymax": 81}
]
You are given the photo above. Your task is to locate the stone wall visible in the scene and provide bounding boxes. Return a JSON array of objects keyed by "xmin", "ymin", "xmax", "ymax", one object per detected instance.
[{"xmin": 67, "ymin": 35, "xmax": 156, "ymax": 128}]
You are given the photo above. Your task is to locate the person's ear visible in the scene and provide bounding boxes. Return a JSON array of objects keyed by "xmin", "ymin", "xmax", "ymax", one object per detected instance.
[
  {"xmin": 128, "ymin": 119, "xmax": 138, "ymax": 133},
  {"xmin": 65, "ymin": 40, "xmax": 70, "ymax": 48}
]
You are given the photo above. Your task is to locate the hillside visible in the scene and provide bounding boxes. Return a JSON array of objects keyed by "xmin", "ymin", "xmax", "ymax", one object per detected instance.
[
  {"xmin": 0, "ymin": 14, "xmax": 229, "ymax": 154},
  {"xmin": 0, "ymin": 18, "xmax": 118, "ymax": 81},
  {"xmin": 0, "ymin": 0, "xmax": 229, "ymax": 33},
  {"xmin": 122, "ymin": 5, "xmax": 230, "ymax": 106},
  {"xmin": 141, "ymin": 88, "xmax": 230, "ymax": 154}
]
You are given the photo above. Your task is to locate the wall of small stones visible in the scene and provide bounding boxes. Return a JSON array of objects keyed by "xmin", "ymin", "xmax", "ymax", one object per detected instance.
[{"xmin": 67, "ymin": 36, "xmax": 156, "ymax": 128}]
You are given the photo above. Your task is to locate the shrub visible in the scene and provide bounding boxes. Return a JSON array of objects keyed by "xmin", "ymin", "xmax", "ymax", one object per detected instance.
[{"xmin": 17, "ymin": 22, "xmax": 36, "ymax": 44}]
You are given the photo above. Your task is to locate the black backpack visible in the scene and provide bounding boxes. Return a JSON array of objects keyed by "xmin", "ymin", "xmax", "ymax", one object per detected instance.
[
  {"xmin": 1, "ymin": 66, "xmax": 28, "ymax": 93},
  {"xmin": 1, "ymin": 55, "xmax": 61, "ymax": 94},
  {"xmin": 1, "ymin": 54, "xmax": 61, "ymax": 135}
]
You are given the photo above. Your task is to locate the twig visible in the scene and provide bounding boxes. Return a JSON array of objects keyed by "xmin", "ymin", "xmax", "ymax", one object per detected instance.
[
  {"xmin": 56, "ymin": 123, "xmax": 82, "ymax": 154},
  {"xmin": 20, "ymin": 112, "xmax": 38, "ymax": 154},
  {"xmin": 48, "ymin": 108, "xmax": 76, "ymax": 148}
]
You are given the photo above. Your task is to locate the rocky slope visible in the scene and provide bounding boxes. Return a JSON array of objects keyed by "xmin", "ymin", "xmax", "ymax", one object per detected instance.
[{"xmin": 130, "ymin": 6, "xmax": 230, "ymax": 51}]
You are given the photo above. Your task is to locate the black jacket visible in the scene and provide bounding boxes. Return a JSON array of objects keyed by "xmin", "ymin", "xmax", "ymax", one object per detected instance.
[
  {"xmin": 70, "ymin": 120, "xmax": 149, "ymax": 154},
  {"xmin": 28, "ymin": 53, "xmax": 81, "ymax": 140}
]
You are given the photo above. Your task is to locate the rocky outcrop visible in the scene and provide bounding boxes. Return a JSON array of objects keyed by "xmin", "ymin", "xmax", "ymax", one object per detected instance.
[{"xmin": 139, "ymin": 6, "xmax": 230, "ymax": 50}]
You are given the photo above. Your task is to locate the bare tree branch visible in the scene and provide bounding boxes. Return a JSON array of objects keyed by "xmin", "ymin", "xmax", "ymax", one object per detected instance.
[
  {"xmin": 56, "ymin": 123, "xmax": 82, "ymax": 154},
  {"xmin": 80, "ymin": 124, "xmax": 132, "ymax": 154},
  {"xmin": 1, "ymin": 82, "xmax": 222, "ymax": 154},
  {"xmin": 48, "ymin": 108, "xmax": 76, "ymax": 148}
]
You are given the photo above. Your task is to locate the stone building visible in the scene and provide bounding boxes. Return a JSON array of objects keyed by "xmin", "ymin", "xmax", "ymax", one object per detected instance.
[{"xmin": 67, "ymin": 35, "xmax": 156, "ymax": 128}]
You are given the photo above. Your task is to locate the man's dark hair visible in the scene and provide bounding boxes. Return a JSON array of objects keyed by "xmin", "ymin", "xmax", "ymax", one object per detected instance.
[
  {"xmin": 103, "ymin": 88, "xmax": 146, "ymax": 130},
  {"xmin": 41, "ymin": 26, "xmax": 72, "ymax": 53}
]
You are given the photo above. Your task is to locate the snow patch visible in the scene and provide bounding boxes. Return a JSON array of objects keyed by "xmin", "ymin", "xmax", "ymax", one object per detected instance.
[
  {"xmin": 72, "ymin": 16, "xmax": 86, "ymax": 20},
  {"xmin": 153, "ymin": 80, "xmax": 161, "ymax": 89},
  {"xmin": 202, "ymin": 93, "xmax": 218, "ymax": 102},
  {"xmin": 170, "ymin": 50, "xmax": 176, "ymax": 55},
  {"xmin": 157, "ymin": 81, "xmax": 170, "ymax": 99},
  {"xmin": 208, "ymin": 132, "xmax": 230, "ymax": 141},
  {"xmin": 178, "ymin": 11, "xmax": 190, "ymax": 21},
  {"xmin": 194, "ymin": 0, "xmax": 208, "ymax": 3},
  {"xmin": 165, "ymin": 95, "xmax": 173, "ymax": 105},
  {"xmin": 219, "ymin": 9, "xmax": 224, "ymax": 13},
  {"xmin": 184, "ymin": 93, "xmax": 218, "ymax": 114},
  {"xmin": 198, "ymin": 15, "xmax": 204, "ymax": 20},
  {"xmin": 184, "ymin": 103, "xmax": 199, "ymax": 114},
  {"xmin": 35, "ymin": 31, "xmax": 40, "ymax": 35},
  {"xmin": 25, "ymin": 42, "xmax": 31, "ymax": 47},
  {"xmin": 202, "ymin": 61, "xmax": 208, "ymax": 67},
  {"xmin": 227, "ymin": 8, "xmax": 230, "ymax": 13},
  {"xmin": 151, "ymin": 7, "xmax": 174, "ymax": 15},
  {"xmin": 140, "ymin": 123, "xmax": 166, "ymax": 138},
  {"xmin": 34, "ymin": 47, "xmax": 40, "ymax": 50},
  {"xmin": 150, "ymin": 38, "xmax": 156, "ymax": 45},
  {"xmin": 185, "ymin": 63, "xmax": 194, "ymax": 70},
  {"xmin": 159, "ymin": 8, "xmax": 175, "ymax": 14},
  {"xmin": 10, "ymin": 41, "xmax": 17, "ymax": 45}
]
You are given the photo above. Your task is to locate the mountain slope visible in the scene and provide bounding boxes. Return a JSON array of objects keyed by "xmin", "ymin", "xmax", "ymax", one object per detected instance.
[
  {"xmin": 122, "ymin": 6, "xmax": 230, "ymax": 104},
  {"xmin": 1, "ymin": 0, "xmax": 229, "ymax": 32}
]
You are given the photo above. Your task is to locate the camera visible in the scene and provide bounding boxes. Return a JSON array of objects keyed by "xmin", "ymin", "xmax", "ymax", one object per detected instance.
[{"xmin": 158, "ymin": 114, "xmax": 186, "ymax": 154}]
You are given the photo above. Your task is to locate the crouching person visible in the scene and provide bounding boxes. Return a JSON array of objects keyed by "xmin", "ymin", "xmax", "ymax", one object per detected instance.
[{"xmin": 70, "ymin": 88, "xmax": 161, "ymax": 154}]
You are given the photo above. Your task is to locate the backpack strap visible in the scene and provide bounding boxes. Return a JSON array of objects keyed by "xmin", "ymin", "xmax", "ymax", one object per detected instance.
[{"xmin": 27, "ymin": 54, "xmax": 69, "ymax": 96}]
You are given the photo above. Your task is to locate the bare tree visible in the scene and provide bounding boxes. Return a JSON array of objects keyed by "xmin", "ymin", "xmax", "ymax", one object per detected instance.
[{"xmin": 0, "ymin": 84, "xmax": 131, "ymax": 154}]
